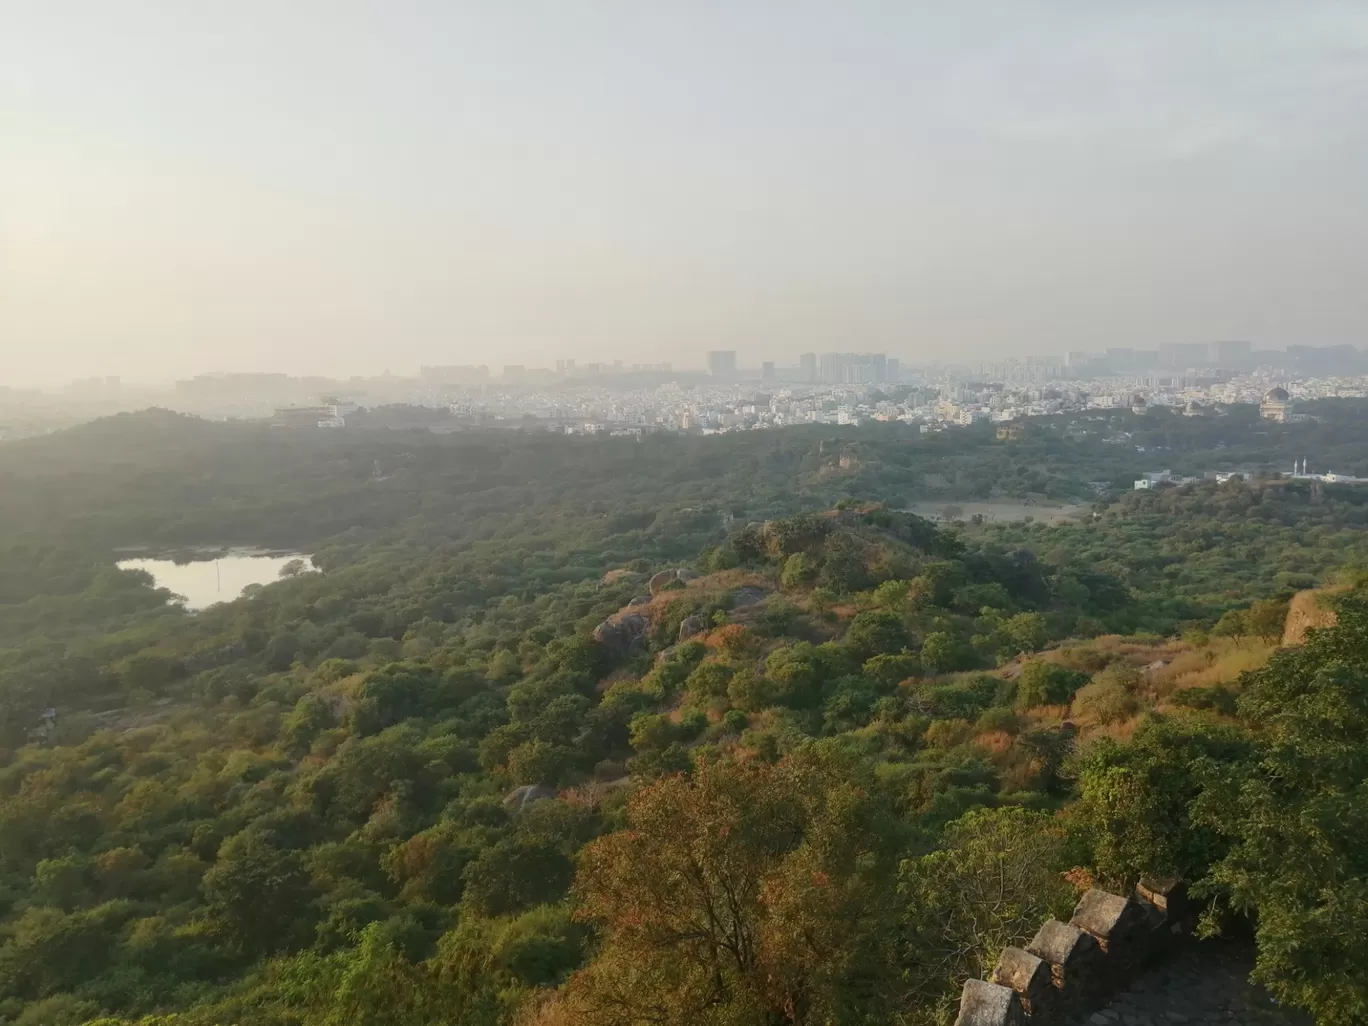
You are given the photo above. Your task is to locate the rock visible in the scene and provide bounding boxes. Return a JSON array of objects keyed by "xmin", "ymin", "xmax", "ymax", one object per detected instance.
[
  {"xmin": 592, "ymin": 613, "xmax": 650, "ymax": 657},
  {"xmin": 731, "ymin": 585, "xmax": 768, "ymax": 608},
  {"xmin": 627, "ymin": 595, "xmax": 652, "ymax": 607},
  {"xmin": 678, "ymin": 614, "xmax": 707, "ymax": 642},
  {"xmin": 503, "ymin": 784, "xmax": 556, "ymax": 812},
  {"xmin": 648, "ymin": 568, "xmax": 698, "ymax": 595}
]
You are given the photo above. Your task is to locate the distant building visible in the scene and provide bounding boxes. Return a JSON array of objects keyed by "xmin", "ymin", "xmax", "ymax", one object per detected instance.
[
  {"xmin": 1208, "ymin": 340, "xmax": 1252, "ymax": 370},
  {"xmin": 761, "ymin": 361, "xmax": 775, "ymax": 382},
  {"xmin": 1260, "ymin": 387, "xmax": 1293, "ymax": 423},
  {"xmin": 1130, "ymin": 394, "xmax": 1149, "ymax": 415},
  {"xmin": 815, "ymin": 352, "xmax": 890, "ymax": 384},
  {"xmin": 707, "ymin": 350, "xmax": 737, "ymax": 378},
  {"xmin": 799, "ymin": 352, "xmax": 817, "ymax": 382},
  {"xmin": 1159, "ymin": 342, "xmax": 1209, "ymax": 369}
]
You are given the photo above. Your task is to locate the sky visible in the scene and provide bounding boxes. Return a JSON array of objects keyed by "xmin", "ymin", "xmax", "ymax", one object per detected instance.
[{"xmin": 4, "ymin": 1, "xmax": 1368, "ymax": 387}]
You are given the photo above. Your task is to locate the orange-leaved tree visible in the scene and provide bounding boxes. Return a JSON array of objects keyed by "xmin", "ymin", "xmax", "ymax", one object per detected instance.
[{"xmin": 556, "ymin": 746, "xmax": 902, "ymax": 1026}]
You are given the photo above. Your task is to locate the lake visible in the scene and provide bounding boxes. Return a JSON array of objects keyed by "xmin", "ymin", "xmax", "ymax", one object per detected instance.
[{"xmin": 116, "ymin": 550, "xmax": 313, "ymax": 611}]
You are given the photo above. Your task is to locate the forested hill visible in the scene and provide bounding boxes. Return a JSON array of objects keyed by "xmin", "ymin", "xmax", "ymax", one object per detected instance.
[{"xmin": 1, "ymin": 408, "xmax": 1367, "ymax": 1026}]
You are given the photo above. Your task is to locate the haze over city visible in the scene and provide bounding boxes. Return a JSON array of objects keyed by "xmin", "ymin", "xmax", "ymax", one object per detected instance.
[{"xmin": 6, "ymin": 1, "xmax": 1368, "ymax": 387}]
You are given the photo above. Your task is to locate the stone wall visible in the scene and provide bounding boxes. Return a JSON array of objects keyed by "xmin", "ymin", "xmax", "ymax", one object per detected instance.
[{"xmin": 954, "ymin": 878, "xmax": 1193, "ymax": 1026}]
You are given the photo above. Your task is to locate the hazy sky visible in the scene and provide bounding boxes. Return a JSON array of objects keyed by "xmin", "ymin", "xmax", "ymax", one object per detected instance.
[{"xmin": 5, "ymin": 1, "xmax": 1368, "ymax": 386}]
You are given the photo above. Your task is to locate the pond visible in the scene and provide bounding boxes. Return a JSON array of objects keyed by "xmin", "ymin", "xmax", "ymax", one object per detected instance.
[{"xmin": 116, "ymin": 550, "xmax": 313, "ymax": 611}]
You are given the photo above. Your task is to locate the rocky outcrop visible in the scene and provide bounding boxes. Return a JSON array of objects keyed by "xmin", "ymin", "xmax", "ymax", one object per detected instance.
[
  {"xmin": 1283, "ymin": 588, "xmax": 1339, "ymax": 646},
  {"xmin": 648, "ymin": 568, "xmax": 700, "ymax": 595},
  {"xmin": 953, "ymin": 879, "xmax": 1194, "ymax": 1026},
  {"xmin": 678, "ymin": 614, "xmax": 707, "ymax": 642},
  {"xmin": 730, "ymin": 585, "xmax": 768, "ymax": 608},
  {"xmin": 592, "ymin": 613, "xmax": 650, "ymax": 657}
]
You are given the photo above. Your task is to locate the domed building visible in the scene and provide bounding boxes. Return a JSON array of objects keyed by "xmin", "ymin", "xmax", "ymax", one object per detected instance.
[
  {"xmin": 1184, "ymin": 400, "xmax": 1207, "ymax": 417},
  {"xmin": 1261, "ymin": 387, "xmax": 1293, "ymax": 423},
  {"xmin": 1130, "ymin": 394, "xmax": 1149, "ymax": 415}
]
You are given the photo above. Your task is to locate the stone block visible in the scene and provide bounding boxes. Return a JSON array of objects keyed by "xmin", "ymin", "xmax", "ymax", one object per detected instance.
[
  {"xmin": 992, "ymin": 946, "xmax": 1054, "ymax": 1017},
  {"xmin": 1135, "ymin": 877, "xmax": 1191, "ymax": 926},
  {"xmin": 954, "ymin": 979, "xmax": 1024, "ymax": 1026},
  {"xmin": 1027, "ymin": 919, "xmax": 1102, "ymax": 1008},
  {"xmin": 1070, "ymin": 889, "xmax": 1147, "ymax": 956}
]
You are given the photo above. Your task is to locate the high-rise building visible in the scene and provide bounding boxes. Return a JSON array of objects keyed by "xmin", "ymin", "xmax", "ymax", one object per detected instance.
[
  {"xmin": 707, "ymin": 350, "xmax": 737, "ymax": 378},
  {"xmin": 1158, "ymin": 342, "xmax": 1210, "ymax": 369},
  {"xmin": 816, "ymin": 352, "xmax": 890, "ymax": 384},
  {"xmin": 1209, "ymin": 340, "xmax": 1252, "ymax": 370},
  {"xmin": 799, "ymin": 352, "xmax": 817, "ymax": 382},
  {"xmin": 761, "ymin": 361, "xmax": 775, "ymax": 382}
]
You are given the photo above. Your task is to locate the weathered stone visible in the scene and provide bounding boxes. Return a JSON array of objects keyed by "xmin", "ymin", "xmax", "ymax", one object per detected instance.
[
  {"xmin": 1136, "ymin": 877, "xmax": 1191, "ymax": 924},
  {"xmin": 1072, "ymin": 888, "xmax": 1149, "ymax": 958},
  {"xmin": 627, "ymin": 595, "xmax": 652, "ymax": 607},
  {"xmin": 1028, "ymin": 919, "xmax": 1102, "ymax": 1007},
  {"xmin": 592, "ymin": 613, "xmax": 650, "ymax": 657},
  {"xmin": 1028, "ymin": 919, "xmax": 1100, "ymax": 974},
  {"xmin": 731, "ymin": 585, "xmax": 768, "ymax": 608},
  {"xmin": 954, "ymin": 979, "xmax": 1024, "ymax": 1026},
  {"xmin": 678, "ymin": 614, "xmax": 707, "ymax": 642},
  {"xmin": 992, "ymin": 947, "xmax": 1053, "ymax": 1016},
  {"xmin": 648, "ymin": 568, "xmax": 697, "ymax": 595}
]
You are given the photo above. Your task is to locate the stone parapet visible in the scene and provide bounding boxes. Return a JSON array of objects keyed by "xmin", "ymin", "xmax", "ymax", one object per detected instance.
[{"xmin": 953, "ymin": 878, "xmax": 1190, "ymax": 1026}]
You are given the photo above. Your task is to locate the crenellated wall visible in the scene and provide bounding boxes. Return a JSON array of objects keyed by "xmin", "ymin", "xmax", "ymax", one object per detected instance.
[{"xmin": 954, "ymin": 878, "xmax": 1194, "ymax": 1026}]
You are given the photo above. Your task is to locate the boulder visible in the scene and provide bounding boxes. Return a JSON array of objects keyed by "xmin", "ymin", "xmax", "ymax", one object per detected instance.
[
  {"xmin": 627, "ymin": 595, "xmax": 653, "ymax": 607},
  {"xmin": 678, "ymin": 614, "xmax": 707, "ymax": 641},
  {"xmin": 648, "ymin": 568, "xmax": 698, "ymax": 595},
  {"xmin": 731, "ymin": 585, "xmax": 768, "ymax": 608},
  {"xmin": 592, "ymin": 613, "xmax": 650, "ymax": 657}
]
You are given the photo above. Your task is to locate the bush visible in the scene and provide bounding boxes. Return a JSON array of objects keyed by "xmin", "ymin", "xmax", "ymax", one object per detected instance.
[
  {"xmin": 976, "ymin": 707, "xmax": 1020, "ymax": 735},
  {"xmin": 1016, "ymin": 662, "xmax": 1089, "ymax": 709},
  {"xmin": 1072, "ymin": 682, "xmax": 1138, "ymax": 725},
  {"xmin": 721, "ymin": 709, "xmax": 749, "ymax": 733},
  {"xmin": 845, "ymin": 609, "xmax": 911, "ymax": 660}
]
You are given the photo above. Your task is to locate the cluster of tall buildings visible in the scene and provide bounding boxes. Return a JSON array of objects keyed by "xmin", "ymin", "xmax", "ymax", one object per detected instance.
[
  {"xmin": 1065, "ymin": 341, "xmax": 1367, "ymax": 376},
  {"xmin": 706, "ymin": 350, "xmax": 897, "ymax": 384}
]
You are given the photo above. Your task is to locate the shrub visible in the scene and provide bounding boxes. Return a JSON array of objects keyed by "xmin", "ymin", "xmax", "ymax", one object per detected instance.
[
  {"xmin": 1016, "ymin": 662, "xmax": 1090, "ymax": 709},
  {"xmin": 1072, "ymin": 682, "xmax": 1138, "ymax": 725}
]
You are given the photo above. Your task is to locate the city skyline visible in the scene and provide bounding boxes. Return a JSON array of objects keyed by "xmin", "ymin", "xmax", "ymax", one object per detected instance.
[{"xmin": 7, "ymin": 3, "xmax": 1368, "ymax": 387}]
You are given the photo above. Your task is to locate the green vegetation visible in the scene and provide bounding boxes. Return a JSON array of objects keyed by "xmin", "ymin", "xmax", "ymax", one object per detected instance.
[{"xmin": 1, "ymin": 407, "xmax": 1367, "ymax": 1025}]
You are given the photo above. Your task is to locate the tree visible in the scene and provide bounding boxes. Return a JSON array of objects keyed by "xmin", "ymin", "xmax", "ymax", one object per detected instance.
[
  {"xmin": 561, "ymin": 749, "xmax": 901, "ymax": 1026},
  {"xmin": 899, "ymin": 807, "xmax": 1076, "ymax": 1018},
  {"xmin": 461, "ymin": 836, "xmax": 574, "ymax": 917},
  {"xmin": 200, "ymin": 829, "xmax": 317, "ymax": 956},
  {"xmin": 1244, "ymin": 597, "xmax": 1289, "ymax": 644},
  {"xmin": 863, "ymin": 652, "xmax": 920, "ymax": 689},
  {"xmin": 1193, "ymin": 594, "xmax": 1368, "ymax": 1026},
  {"xmin": 1015, "ymin": 661, "xmax": 1088, "ymax": 708},
  {"xmin": 845, "ymin": 609, "xmax": 910, "ymax": 660},
  {"xmin": 921, "ymin": 632, "xmax": 973, "ymax": 675},
  {"xmin": 997, "ymin": 612, "xmax": 1048, "ymax": 656},
  {"xmin": 1071, "ymin": 717, "xmax": 1253, "ymax": 888}
]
